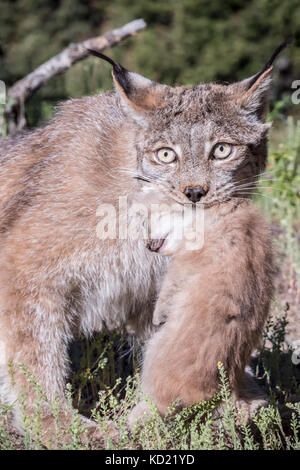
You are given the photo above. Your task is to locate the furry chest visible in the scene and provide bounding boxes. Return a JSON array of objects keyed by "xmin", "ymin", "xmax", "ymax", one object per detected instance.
[{"xmin": 77, "ymin": 239, "xmax": 167, "ymax": 337}]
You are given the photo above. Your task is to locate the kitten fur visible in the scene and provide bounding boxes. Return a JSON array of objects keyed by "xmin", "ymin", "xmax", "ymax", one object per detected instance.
[{"xmin": 128, "ymin": 200, "xmax": 274, "ymax": 427}]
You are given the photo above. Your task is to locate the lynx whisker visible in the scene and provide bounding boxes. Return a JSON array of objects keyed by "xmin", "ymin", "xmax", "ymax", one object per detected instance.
[
  {"xmin": 121, "ymin": 170, "xmax": 193, "ymax": 206},
  {"xmin": 220, "ymin": 178, "xmax": 275, "ymax": 196},
  {"xmin": 236, "ymin": 179, "xmax": 279, "ymax": 186},
  {"xmin": 133, "ymin": 175, "xmax": 152, "ymax": 184},
  {"xmin": 233, "ymin": 171, "xmax": 278, "ymax": 185},
  {"xmin": 232, "ymin": 196, "xmax": 254, "ymax": 203},
  {"xmin": 235, "ymin": 185, "xmax": 274, "ymax": 190},
  {"xmin": 234, "ymin": 191, "xmax": 274, "ymax": 200}
]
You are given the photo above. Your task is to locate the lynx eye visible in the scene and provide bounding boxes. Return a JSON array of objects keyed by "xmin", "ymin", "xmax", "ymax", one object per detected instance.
[
  {"xmin": 212, "ymin": 143, "xmax": 232, "ymax": 159},
  {"xmin": 156, "ymin": 148, "xmax": 177, "ymax": 164}
]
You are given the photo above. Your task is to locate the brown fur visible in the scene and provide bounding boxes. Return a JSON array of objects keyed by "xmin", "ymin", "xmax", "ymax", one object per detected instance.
[
  {"xmin": 0, "ymin": 44, "xmax": 283, "ymax": 438},
  {"xmin": 129, "ymin": 200, "xmax": 274, "ymax": 425}
]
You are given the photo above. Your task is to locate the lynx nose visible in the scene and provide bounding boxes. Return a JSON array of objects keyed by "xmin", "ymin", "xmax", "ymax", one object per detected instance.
[{"xmin": 183, "ymin": 186, "xmax": 208, "ymax": 203}]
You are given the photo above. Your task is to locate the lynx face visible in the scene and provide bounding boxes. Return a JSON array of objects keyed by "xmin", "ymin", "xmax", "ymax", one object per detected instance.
[
  {"xmin": 88, "ymin": 44, "xmax": 285, "ymax": 253},
  {"xmin": 127, "ymin": 78, "xmax": 270, "ymax": 254},
  {"xmin": 133, "ymin": 83, "xmax": 271, "ymax": 208},
  {"xmin": 89, "ymin": 50, "xmax": 274, "ymax": 209}
]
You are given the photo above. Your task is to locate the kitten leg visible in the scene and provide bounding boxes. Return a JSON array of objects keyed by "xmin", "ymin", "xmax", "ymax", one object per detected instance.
[
  {"xmin": 128, "ymin": 327, "xmax": 181, "ymax": 428},
  {"xmin": 130, "ymin": 310, "xmax": 267, "ymax": 428}
]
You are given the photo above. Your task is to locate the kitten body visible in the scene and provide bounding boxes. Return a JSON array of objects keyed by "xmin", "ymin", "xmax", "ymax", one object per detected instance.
[{"xmin": 129, "ymin": 200, "xmax": 274, "ymax": 425}]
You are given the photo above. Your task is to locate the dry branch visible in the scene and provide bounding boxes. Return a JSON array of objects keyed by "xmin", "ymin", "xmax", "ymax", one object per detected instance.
[{"xmin": 6, "ymin": 19, "xmax": 146, "ymax": 134}]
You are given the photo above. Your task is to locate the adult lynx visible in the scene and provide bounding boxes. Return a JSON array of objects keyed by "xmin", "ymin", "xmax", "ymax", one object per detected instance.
[{"xmin": 0, "ymin": 41, "xmax": 288, "ymax": 438}]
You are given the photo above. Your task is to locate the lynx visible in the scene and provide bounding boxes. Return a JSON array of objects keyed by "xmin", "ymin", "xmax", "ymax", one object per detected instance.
[
  {"xmin": 0, "ymin": 40, "xmax": 288, "ymax": 440},
  {"xmin": 128, "ymin": 199, "xmax": 274, "ymax": 427}
]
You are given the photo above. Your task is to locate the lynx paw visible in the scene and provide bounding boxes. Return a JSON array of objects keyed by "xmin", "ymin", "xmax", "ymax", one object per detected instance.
[
  {"xmin": 82, "ymin": 416, "xmax": 118, "ymax": 448},
  {"xmin": 235, "ymin": 396, "xmax": 268, "ymax": 421},
  {"xmin": 128, "ymin": 401, "xmax": 151, "ymax": 429}
]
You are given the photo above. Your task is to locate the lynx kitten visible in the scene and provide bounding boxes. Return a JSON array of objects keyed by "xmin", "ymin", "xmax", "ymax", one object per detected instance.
[{"xmin": 129, "ymin": 199, "xmax": 274, "ymax": 426}]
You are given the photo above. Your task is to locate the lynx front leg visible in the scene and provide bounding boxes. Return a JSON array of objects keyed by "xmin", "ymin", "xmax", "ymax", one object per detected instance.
[
  {"xmin": 1, "ymin": 286, "xmax": 101, "ymax": 446},
  {"xmin": 0, "ymin": 295, "xmax": 73, "ymax": 437},
  {"xmin": 1, "ymin": 294, "xmax": 117, "ymax": 447}
]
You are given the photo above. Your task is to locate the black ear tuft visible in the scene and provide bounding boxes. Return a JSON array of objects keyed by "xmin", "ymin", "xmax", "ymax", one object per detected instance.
[
  {"xmin": 86, "ymin": 49, "xmax": 131, "ymax": 94},
  {"xmin": 86, "ymin": 49, "xmax": 125, "ymax": 73},
  {"xmin": 87, "ymin": 48, "xmax": 165, "ymax": 113},
  {"xmin": 232, "ymin": 37, "xmax": 293, "ymax": 121},
  {"xmin": 247, "ymin": 36, "xmax": 293, "ymax": 90}
]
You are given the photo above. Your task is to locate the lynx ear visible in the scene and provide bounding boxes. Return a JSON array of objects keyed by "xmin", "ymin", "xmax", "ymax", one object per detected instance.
[
  {"xmin": 230, "ymin": 38, "xmax": 292, "ymax": 121},
  {"xmin": 87, "ymin": 49, "xmax": 166, "ymax": 113}
]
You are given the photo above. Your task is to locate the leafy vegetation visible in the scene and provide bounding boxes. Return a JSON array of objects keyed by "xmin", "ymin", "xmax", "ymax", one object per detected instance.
[{"xmin": 0, "ymin": 315, "xmax": 299, "ymax": 450}]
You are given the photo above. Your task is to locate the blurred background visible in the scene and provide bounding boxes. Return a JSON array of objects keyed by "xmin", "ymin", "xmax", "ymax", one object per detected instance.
[{"xmin": 0, "ymin": 0, "xmax": 299, "ymax": 126}]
